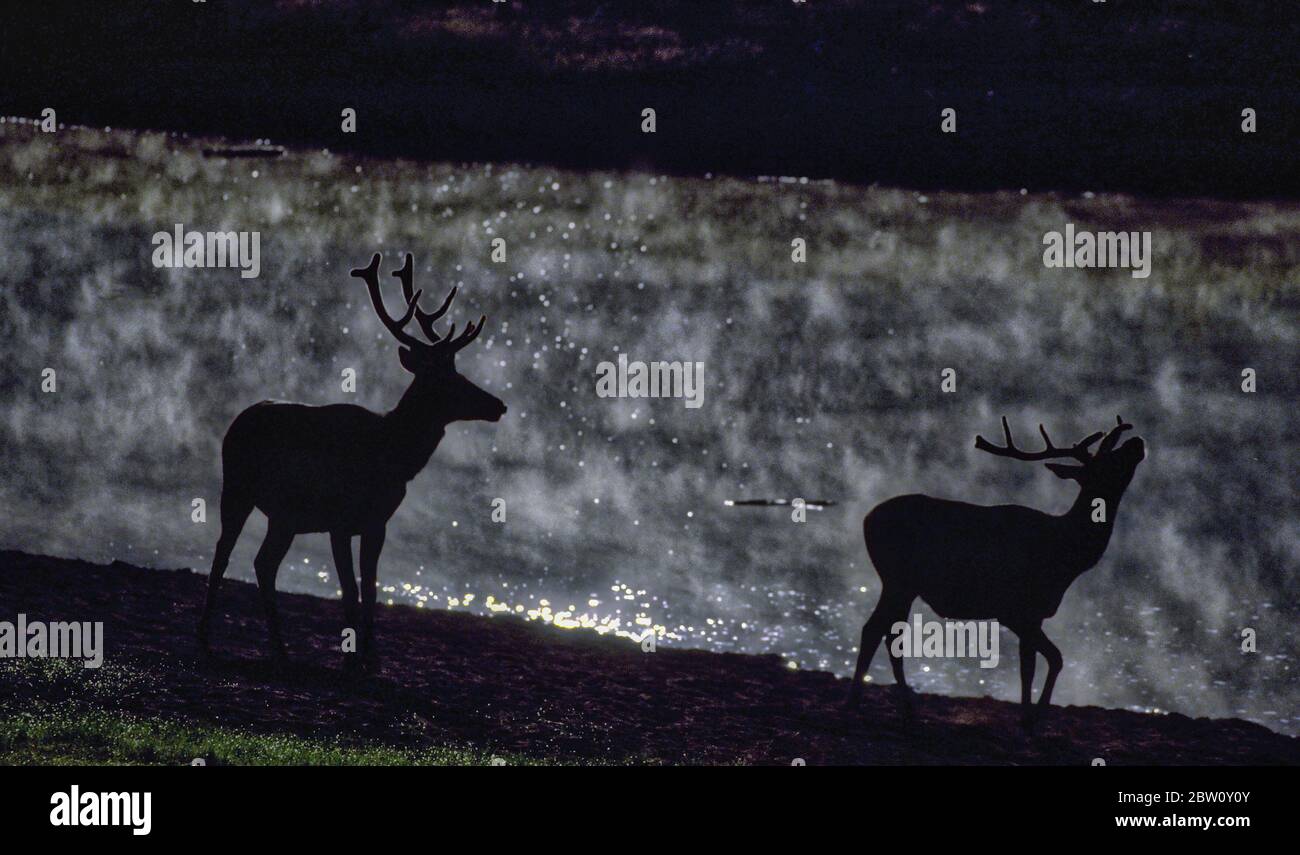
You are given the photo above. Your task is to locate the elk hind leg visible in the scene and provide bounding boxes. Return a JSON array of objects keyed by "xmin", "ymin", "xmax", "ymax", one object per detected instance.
[
  {"xmin": 198, "ymin": 490, "xmax": 254, "ymax": 650},
  {"xmin": 253, "ymin": 521, "xmax": 295, "ymax": 662},
  {"xmin": 846, "ymin": 587, "xmax": 914, "ymax": 709},
  {"xmin": 881, "ymin": 594, "xmax": 918, "ymax": 715}
]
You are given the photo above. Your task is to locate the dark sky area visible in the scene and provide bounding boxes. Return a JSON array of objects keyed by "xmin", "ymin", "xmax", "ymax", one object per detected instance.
[{"xmin": 2, "ymin": 0, "xmax": 1297, "ymax": 197}]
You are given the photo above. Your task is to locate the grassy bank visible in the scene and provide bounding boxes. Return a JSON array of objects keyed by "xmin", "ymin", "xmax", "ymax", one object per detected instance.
[
  {"xmin": 0, "ymin": 707, "xmax": 515, "ymax": 766},
  {"xmin": 2, "ymin": 553, "xmax": 1297, "ymax": 765},
  {"xmin": 0, "ymin": 658, "xmax": 554, "ymax": 766}
]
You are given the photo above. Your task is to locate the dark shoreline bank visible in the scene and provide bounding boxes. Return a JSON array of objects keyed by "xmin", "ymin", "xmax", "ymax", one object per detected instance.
[{"xmin": 1, "ymin": 550, "xmax": 1295, "ymax": 765}]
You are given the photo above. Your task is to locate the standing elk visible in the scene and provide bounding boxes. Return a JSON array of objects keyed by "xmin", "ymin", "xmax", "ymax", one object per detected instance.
[
  {"xmin": 197, "ymin": 253, "xmax": 506, "ymax": 671},
  {"xmin": 845, "ymin": 416, "xmax": 1145, "ymax": 729}
]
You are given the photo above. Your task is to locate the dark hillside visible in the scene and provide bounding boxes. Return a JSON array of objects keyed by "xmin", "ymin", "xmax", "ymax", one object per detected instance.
[{"xmin": 1, "ymin": 552, "xmax": 1295, "ymax": 765}]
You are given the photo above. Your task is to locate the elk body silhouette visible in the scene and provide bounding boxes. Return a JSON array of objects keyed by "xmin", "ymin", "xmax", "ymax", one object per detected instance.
[
  {"xmin": 846, "ymin": 416, "xmax": 1144, "ymax": 728},
  {"xmin": 197, "ymin": 253, "xmax": 506, "ymax": 671}
]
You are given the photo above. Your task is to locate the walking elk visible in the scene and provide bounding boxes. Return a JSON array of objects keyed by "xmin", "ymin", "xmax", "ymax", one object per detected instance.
[
  {"xmin": 197, "ymin": 253, "xmax": 506, "ymax": 671},
  {"xmin": 846, "ymin": 416, "xmax": 1144, "ymax": 729}
]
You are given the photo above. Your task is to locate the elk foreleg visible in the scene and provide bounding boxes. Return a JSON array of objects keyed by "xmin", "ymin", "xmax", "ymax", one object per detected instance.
[
  {"xmin": 1014, "ymin": 624, "xmax": 1041, "ymax": 731},
  {"xmin": 358, "ymin": 525, "xmax": 386, "ymax": 672},
  {"xmin": 1031, "ymin": 628, "xmax": 1063, "ymax": 713},
  {"xmin": 331, "ymin": 531, "xmax": 360, "ymax": 672}
]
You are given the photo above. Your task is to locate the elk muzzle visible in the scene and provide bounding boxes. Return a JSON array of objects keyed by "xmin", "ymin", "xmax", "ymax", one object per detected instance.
[{"xmin": 460, "ymin": 380, "xmax": 507, "ymax": 422}]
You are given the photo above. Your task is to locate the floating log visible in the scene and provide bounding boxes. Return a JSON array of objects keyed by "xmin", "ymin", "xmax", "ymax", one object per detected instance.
[
  {"xmin": 201, "ymin": 145, "xmax": 286, "ymax": 159},
  {"xmin": 724, "ymin": 498, "xmax": 836, "ymax": 509}
]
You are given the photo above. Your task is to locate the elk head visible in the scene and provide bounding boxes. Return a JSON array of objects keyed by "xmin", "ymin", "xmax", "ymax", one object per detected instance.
[
  {"xmin": 975, "ymin": 415, "xmax": 1145, "ymax": 500},
  {"xmin": 350, "ymin": 252, "xmax": 507, "ymax": 424}
]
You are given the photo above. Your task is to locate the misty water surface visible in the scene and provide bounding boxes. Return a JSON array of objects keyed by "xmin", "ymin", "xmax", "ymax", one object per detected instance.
[{"xmin": 1, "ymin": 124, "xmax": 1296, "ymax": 733}]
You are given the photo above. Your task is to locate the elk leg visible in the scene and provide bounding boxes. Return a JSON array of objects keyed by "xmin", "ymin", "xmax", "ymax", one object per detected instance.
[
  {"xmin": 846, "ymin": 588, "xmax": 913, "ymax": 709},
  {"xmin": 198, "ymin": 491, "xmax": 253, "ymax": 651},
  {"xmin": 358, "ymin": 525, "xmax": 386, "ymax": 671},
  {"xmin": 1015, "ymin": 625, "xmax": 1040, "ymax": 730},
  {"xmin": 1032, "ymin": 629, "xmax": 1063, "ymax": 713},
  {"xmin": 253, "ymin": 522, "xmax": 295, "ymax": 662},
  {"xmin": 330, "ymin": 531, "xmax": 361, "ymax": 671},
  {"xmin": 882, "ymin": 597, "xmax": 917, "ymax": 715},
  {"xmin": 886, "ymin": 635, "xmax": 918, "ymax": 717}
]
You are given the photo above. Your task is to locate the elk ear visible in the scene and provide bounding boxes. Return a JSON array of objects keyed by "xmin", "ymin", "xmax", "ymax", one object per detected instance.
[
  {"xmin": 397, "ymin": 346, "xmax": 418, "ymax": 374},
  {"xmin": 1045, "ymin": 462, "xmax": 1086, "ymax": 482}
]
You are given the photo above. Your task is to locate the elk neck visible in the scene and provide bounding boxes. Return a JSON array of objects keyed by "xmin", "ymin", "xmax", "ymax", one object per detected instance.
[
  {"xmin": 381, "ymin": 376, "xmax": 455, "ymax": 480},
  {"xmin": 1055, "ymin": 484, "xmax": 1128, "ymax": 575}
]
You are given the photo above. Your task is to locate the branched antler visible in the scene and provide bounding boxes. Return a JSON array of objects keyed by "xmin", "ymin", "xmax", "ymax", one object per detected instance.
[
  {"xmin": 391, "ymin": 253, "xmax": 458, "ymax": 343},
  {"xmin": 353, "ymin": 252, "xmax": 488, "ymax": 356},
  {"xmin": 350, "ymin": 253, "xmax": 424, "ymax": 348},
  {"xmin": 436, "ymin": 314, "xmax": 487, "ymax": 354},
  {"xmin": 1097, "ymin": 415, "xmax": 1133, "ymax": 455},
  {"xmin": 974, "ymin": 416, "xmax": 1104, "ymax": 463}
]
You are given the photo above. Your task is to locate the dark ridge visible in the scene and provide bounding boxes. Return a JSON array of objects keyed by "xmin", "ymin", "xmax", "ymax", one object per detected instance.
[
  {"xmin": 1, "ymin": 550, "xmax": 1295, "ymax": 765},
  {"xmin": 1, "ymin": 1, "xmax": 1297, "ymax": 198}
]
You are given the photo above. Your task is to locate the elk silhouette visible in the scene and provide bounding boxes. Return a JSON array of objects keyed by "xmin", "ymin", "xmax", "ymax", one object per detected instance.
[
  {"xmin": 197, "ymin": 253, "xmax": 506, "ymax": 671},
  {"xmin": 845, "ymin": 415, "xmax": 1144, "ymax": 729}
]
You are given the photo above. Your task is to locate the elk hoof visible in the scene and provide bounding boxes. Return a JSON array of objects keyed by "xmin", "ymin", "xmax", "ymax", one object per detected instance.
[{"xmin": 1019, "ymin": 709, "xmax": 1039, "ymax": 733}]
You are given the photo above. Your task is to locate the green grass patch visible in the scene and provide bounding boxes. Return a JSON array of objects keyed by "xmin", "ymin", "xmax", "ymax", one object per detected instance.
[
  {"xmin": 0, "ymin": 707, "xmax": 555, "ymax": 766},
  {"xmin": 0, "ymin": 660, "xmax": 626, "ymax": 766}
]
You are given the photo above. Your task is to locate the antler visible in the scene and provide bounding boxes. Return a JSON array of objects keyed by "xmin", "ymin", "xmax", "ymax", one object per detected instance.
[
  {"xmin": 435, "ymin": 314, "xmax": 488, "ymax": 354},
  {"xmin": 1097, "ymin": 415, "xmax": 1133, "ymax": 455},
  {"xmin": 350, "ymin": 253, "xmax": 425, "ymax": 348},
  {"xmin": 975, "ymin": 416, "xmax": 1104, "ymax": 463},
  {"xmin": 352, "ymin": 252, "xmax": 488, "ymax": 355},
  {"xmin": 391, "ymin": 253, "xmax": 458, "ymax": 343}
]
